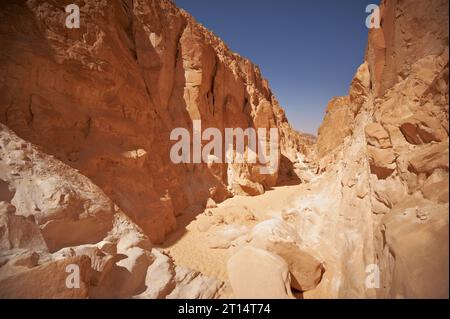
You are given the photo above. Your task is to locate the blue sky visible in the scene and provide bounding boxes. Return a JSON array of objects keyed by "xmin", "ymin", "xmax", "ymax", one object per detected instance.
[{"xmin": 175, "ymin": 0, "xmax": 370, "ymax": 134}]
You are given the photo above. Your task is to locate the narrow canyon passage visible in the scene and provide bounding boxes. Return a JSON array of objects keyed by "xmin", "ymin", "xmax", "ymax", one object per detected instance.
[
  {"xmin": 0, "ymin": 0, "xmax": 447, "ymax": 300},
  {"xmin": 160, "ymin": 183, "xmax": 308, "ymax": 277},
  {"xmin": 158, "ymin": 164, "xmax": 337, "ymax": 298}
]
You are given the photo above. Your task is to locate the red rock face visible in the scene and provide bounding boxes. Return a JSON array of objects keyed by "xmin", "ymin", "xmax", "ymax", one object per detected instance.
[{"xmin": 0, "ymin": 0, "xmax": 303, "ymax": 243}]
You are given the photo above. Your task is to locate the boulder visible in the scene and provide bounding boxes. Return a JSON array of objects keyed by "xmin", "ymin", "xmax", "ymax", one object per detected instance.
[
  {"xmin": 267, "ymin": 241, "xmax": 325, "ymax": 292},
  {"xmin": 227, "ymin": 246, "xmax": 293, "ymax": 299},
  {"xmin": 0, "ymin": 255, "xmax": 92, "ymax": 298}
]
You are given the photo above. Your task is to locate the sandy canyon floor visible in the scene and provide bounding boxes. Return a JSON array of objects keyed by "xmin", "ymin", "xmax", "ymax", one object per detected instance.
[{"xmin": 160, "ymin": 171, "xmax": 328, "ymax": 298}]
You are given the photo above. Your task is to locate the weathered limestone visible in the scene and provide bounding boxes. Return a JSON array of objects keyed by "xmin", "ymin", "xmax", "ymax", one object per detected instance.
[{"xmin": 313, "ymin": 0, "xmax": 449, "ymax": 299}]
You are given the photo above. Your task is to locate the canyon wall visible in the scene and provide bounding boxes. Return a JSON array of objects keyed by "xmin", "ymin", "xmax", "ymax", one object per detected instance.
[
  {"xmin": 0, "ymin": 123, "xmax": 224, "ymax": 298},
  {"xmin": 313, "ymin": 0, "xmax": 448, "ymax": 298},
  {"xmin": 0, "ymin": 0, "xmax": 304, "ymax": 244},
  {"xmin": 0, "ymin": 0, "xmax": 448, "ymax": 299},
  {"xmin": 0, "ymin": 0, "xmax": 309, "ymax": 298}
]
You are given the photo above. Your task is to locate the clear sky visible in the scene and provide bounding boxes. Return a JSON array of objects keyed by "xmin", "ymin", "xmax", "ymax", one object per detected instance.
[{"xmin": 175, "ymin": 0, "xmax": 370, "ymax": 135}]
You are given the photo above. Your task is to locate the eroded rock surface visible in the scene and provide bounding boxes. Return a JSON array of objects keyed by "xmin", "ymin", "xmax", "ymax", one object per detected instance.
[
  {"xmin": 312, "ymin": 0, "xmax": 449, "ymax": 298},
  {"xmin": 0, "ymin": 124, "xmax": 223, "ymax": 298},
  {"xmin": 227, "ymin": 246, "xmax": 293, "ymax": 299},
  {"xmin": 0, "ymin": 0, "xmax": 448, "ymax": 299},
  {"xmin": 0, "ymin": 0, "xmax": 307, "ymax": 245}
]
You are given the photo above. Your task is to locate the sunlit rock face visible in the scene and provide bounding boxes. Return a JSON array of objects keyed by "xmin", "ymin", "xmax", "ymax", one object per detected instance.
[
  {"xmin": 0, "ymin": 123, "xmax": 224, "ymax": 298},
  {"xmin": 0, "ymin": 0, "xmax": 306, "ymax": 299},
  {"xmin": 0, "ymin": 0, "xmax": 448, "ymax": 299},
  {"xmin": 0, "ymin": 0, "xmax": 304, "ymax": 244},
  {"xmin": 314, "ymin": 0, "xmax": 448, "ymax": 298}
]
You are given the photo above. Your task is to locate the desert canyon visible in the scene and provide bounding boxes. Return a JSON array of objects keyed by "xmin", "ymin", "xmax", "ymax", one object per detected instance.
[{"xmin": 0, "ymin": 0, "xmax": 448, "ymax": 299}]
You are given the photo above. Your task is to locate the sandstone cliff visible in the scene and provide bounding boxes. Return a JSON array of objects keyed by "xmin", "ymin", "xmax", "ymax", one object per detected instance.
[
  {"xmin": 0, "ymin": 0, "xmax": 308, "ymax": 298},
  {"xmin": 0, "ymin": 0, "xmax": 448, "ymax": 299},
  {"xmin": 0, "ymin": 0, "xmax": 304, "ymax": 244},
  {"xmin": 314, "ymin": 0, "xmax": 448, "ymax": 298},
  {"xmin": 0, "ymin": 123, "xmax": 223, "ymax": 298}
]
